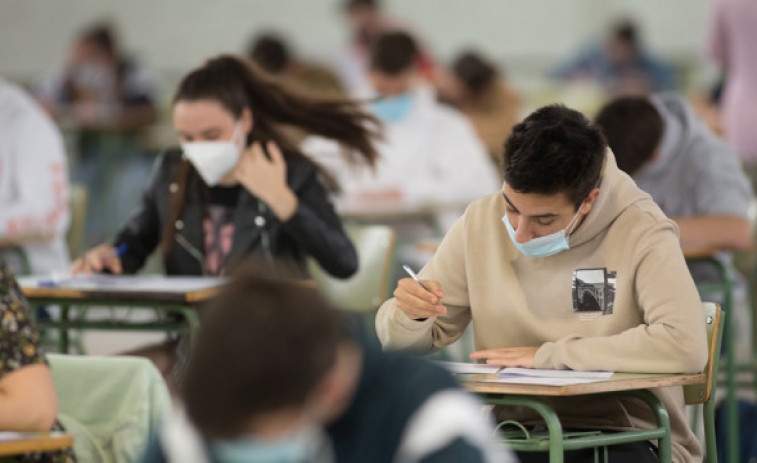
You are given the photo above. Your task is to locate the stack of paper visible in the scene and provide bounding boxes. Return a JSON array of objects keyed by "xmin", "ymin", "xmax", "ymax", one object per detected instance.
[
  {"xmin": 435, "ymin": 361, "xmax": 502, "ymax": 375},
  {"xmin": 481, "ymin": 368, "xmax": 614, "ymax": 386}
]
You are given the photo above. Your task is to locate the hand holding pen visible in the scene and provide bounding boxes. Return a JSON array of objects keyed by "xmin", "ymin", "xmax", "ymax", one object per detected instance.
[
  {"xmin": 70, "ymin": 243, "xmax": 128, "ymax": 275},
  {"xmin": 396, "ymin": 264, "xmax": 447, "ymax": 320}
]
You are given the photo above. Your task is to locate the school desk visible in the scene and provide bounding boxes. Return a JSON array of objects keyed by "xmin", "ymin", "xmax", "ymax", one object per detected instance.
[
  {"xmin": 461, "ymin": 372, "xmax": 705, "ymax": 463},
  {"xmin": 0, "ymin": 432, "xmax": 73, "ymax": 458},
  {"xmin": 18, "ymin": 274, "xmax": 226, "ymax": 353}
]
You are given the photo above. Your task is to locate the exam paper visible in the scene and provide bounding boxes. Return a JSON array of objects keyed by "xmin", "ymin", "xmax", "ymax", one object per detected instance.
[
  {"xmin": 498, "ymin": 368, "xmax": 613, "ymax": 379},
  {"xmin": 19, "ymin": 274, "xmax": 227, "ymax": 293},
  {"xmin": 479, "ymin": 368, "xmax": 614, "ymax": 386},
  {"xmin": 435, "ymin": 361, "xmax": 502, "ymax": 375}
]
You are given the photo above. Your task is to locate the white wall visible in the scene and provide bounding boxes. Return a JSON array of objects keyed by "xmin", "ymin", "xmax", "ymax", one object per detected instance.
[{"xmin": 0, "ymin": 0, "xmax": 716, "ymax": 91}]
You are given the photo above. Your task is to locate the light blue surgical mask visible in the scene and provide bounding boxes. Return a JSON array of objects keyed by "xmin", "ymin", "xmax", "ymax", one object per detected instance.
[
  {"xmin": 370, "ymin": 92, "xmax": 414, "ymax": 122},
  {"xmin": 502, "ymin": 206, "xmax": 583, "ymax": 258},
  {"xmin": 210, "ymin": 426, "xmax": 325, "ymax": 463}
]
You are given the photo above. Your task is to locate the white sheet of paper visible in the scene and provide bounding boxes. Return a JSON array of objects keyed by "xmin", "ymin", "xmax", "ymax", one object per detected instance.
[
  {"xmin": 435, "ymin": 361, "xmax": 502, "ymax": 375},
  {"xmin": 497, "ymin": 368, "xmax": 613, "ymax": 379},
  {"xmin": 480, "ymin": 376, "xmax": 607, "ymax": 386},
  {"xmin": 0, "ymin": 431, "xmax": 29, "ymax": 441},
  {"xmin": 19, "ymin": 274, "xmax": 227, "ymax": 293}
]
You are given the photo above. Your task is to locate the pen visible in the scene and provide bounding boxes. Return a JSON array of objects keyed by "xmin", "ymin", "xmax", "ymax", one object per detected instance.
[
  {"xmin": 114, "ymin": 243, "xmax": 128, "ymax": 257},
  {"xmin": 402, "ymin": 264, "xmax": 433, "ymax": 293}
]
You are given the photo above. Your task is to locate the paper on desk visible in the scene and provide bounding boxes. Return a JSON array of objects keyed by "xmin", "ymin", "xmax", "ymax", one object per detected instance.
[
  {"xmin": 0, "ymin": 431, "xmax": 29, "ymax": 441},
  {"xmin": 19, "ymin": 274, "xmax": 227, "ymax": 292},
  {"xmin": 498, "ymin": 368, "xmax": 613, "ymax": 379},
  {"xmin": 477, "ymin": 368, "xmax": 614, "ymax": 386},
  {"xmin": 435, "ymin": 361, "xmax": 502, "ymax": 375}
]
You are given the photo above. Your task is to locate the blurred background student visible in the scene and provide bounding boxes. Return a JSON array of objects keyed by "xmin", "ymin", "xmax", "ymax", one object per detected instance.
[
  {"xmin": 707, "ymin": 0, "xmax": 757, "ymax": 189},
  {"xmin": 553, "ymin": 18, "xmax": 676, "ymax": 97},
  {"xmin": 142, "ymin": 264, "xmax": 514, "ymax": 463},
  {"xmin": 35, "ymin": 21, "xmax": 157, "ymax": 247},
  {"xmin": 0, "ymin": 78, "xmax": 70, "ymax": 276},
  {"xmin": 333, "ymin": 0, "xmax": 435, "ymax": 99},
  {"xmin": 435, "ymin": 50, "xmax": 521, "ymax": 168}
]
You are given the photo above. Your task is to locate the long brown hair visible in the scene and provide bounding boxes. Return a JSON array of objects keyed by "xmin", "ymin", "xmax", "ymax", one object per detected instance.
[{"xmin": 162, "ymin": 55, "xmax": 381, "ymax": 257}]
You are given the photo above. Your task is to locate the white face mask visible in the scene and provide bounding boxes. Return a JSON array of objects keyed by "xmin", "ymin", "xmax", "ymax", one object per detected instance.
[{"xmin": 181, "ymin": 123, "xmax": 244, "ymax": 186}]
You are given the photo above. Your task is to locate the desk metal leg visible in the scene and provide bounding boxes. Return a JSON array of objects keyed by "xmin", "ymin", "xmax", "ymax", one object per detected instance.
[
  {"xmin": 487, "ymin": 395, "xmax": 565, "ymax": 463},
  {"xmin": 175, "ymin": 307, "xmax": 201, "ymax": 345},
  {"xmin": 627, "ymin": 390, "xmax": 672, "ymax": 463},
  {"xmin": 59, "ymin": 305, "xmax": 70, "ymax": 354}
]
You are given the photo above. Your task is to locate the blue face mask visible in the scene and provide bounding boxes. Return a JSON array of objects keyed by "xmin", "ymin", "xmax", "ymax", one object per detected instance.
[
  {"xmin": 210, "ymin": 427, "xmax": 323, "ymax": 463},
  {"xmin": 502, "ymin": 206, "xmax": 583, "ymax": 258},
  {"xmin": 370, "ymin": 92, "xmax": 414, "ymax": 122}
]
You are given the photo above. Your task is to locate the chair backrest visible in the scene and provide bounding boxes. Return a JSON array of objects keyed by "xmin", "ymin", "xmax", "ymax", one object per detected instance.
[
  {"xmin": 307, "ymin": 224, "xmax": 396, "ymax": 313},
  {"xmin": 684, "ymin": 302, "xmax": 724, "ymax": 405},
  {"xmin": 47, "ymin": 354, "xmax": 172, "ymax": 463},
  {"xmin": 66, "ymin": 184, "xmax": 89, "ymax": 259}
]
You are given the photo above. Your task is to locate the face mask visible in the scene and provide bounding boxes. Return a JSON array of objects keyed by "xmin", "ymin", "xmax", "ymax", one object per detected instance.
[
  {"xmin": 210, "ymin": 426, "xmax": 325, "ymax": 463},
  {"xmin": 502, "ymin": 205, "xmax": 583, "ymax": 258},
  {"xmin": 181, "ymin": 123, "xmax": 244, "ymax": 186},
  {"xmin": 370, "ymin": 92, "xmax": 414, "ymax": 122}
]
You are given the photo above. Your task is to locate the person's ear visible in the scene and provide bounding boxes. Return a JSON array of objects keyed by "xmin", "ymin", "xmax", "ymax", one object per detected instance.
[
  {"xmin": 580, "ymin": 188, "xmax": 601, "ymax": 215},
  {"xmin": 241, "ymin": 108, "xmax": 254, "ymax": 136},
  {"xmin": 307, "ymin": 343, "xmax": 361, "ymax": 425}
]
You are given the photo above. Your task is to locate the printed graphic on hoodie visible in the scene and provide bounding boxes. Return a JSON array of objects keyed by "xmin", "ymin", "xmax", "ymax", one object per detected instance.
[{"xmin": 572, "ymin": 268, "xmax": 617, "ymax": 315}]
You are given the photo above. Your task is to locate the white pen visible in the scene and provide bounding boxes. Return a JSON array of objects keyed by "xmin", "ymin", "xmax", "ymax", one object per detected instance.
[{"xmin": 402, "ymin": 264, "xmax": 433, "ymax": 294}]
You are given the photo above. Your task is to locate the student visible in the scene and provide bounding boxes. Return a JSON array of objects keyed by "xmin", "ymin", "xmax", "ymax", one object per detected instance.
[
  {"xmin": 0, "ymin": 78, "xmax": 70, "ymax": 275},
  {"xmin": 376, "ymin": 104, "xmax": 708, "ymax": 462},
  {"xmin": 708, "ymin": 0, "xmax": 757, "ymax": 184},
  {"xmin": 247, "ymin": 33, "xmax": 345, "ymax": 98},
  {"xmin": 436, "ymin": 50, "xmax": 521, "ymax": 167},
  {"xmin": 553, "ymin": 19, "xmax": 675, "ymax": 96},
  {"xmin": 333, "ymin": 0, "xmax": 435, "ymax": 99},
  {"xmin": 594, "ymin": 94, "xmax": 753, "ymax": 283},
  {"xmin": 0, "ymin": 261, "xmax": 75, "ymax": 463},
  {"xmin": 72, "ymin": 55, "xmax": 380, "ymax": 279},
  {"xmin": 141, "ymin": 263, "xmax": 514, "ymax": 463},
  {"xmin": 308, "ymin": 32, "xmax": 499, "ymax": 212},
  {"xmin": 35, "ymin": 21, "xmax": 158, "ymax": 245}
]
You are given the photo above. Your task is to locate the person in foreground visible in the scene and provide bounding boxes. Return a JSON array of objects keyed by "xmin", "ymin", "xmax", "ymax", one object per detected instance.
[
  {"xmin": 0, "ymin": 261, "xmax": 75, "ymax": 463},
  {"xmin": 376, "ymin": 104, "xmax": 708, "ymax": 462},
  {"xmin": 141, "ymin": 264, "xmax": 514, "ymax": 463}
]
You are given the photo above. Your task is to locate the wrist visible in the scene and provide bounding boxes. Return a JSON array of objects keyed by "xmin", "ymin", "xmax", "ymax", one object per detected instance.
[{"xmin": 263, "ymin": 187, "xmax": 298, "ymax": 221}]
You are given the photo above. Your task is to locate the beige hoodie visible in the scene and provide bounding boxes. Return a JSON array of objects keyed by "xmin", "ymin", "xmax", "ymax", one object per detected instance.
[{"xmin": 376, "ymin": 151, "xmax": 708, "ymax": 462}]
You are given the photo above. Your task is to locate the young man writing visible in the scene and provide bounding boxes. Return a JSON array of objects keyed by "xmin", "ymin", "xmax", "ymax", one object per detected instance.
[{"xmin": 376, "ymin": 104, "xmax": 708, "ymax": 462}]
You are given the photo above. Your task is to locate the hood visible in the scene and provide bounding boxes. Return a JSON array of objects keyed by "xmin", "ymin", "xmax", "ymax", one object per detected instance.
[
  {"xmin": 641, "ymin": 93, "xmax": 700, "ymax": 177},
  {"xmin": 568, "ymin": 149, "xmax": 656, "ymax": 248}
]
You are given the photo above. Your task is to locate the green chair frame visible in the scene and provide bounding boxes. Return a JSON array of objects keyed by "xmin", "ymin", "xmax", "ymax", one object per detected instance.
[{"xmin": 487, "ymin": 302, "xmax": 723, "ymax": 463}]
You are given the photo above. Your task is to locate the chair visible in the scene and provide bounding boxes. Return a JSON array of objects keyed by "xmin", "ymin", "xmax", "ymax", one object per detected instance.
[
  {"xmin": 307, "ymin": 224, "xmax": 396, "ymax": 313},
  {"xmin": 488, "ymin": 302, "xmax": 723, "ymax": 463},
  {"xmin": 307, "ymin": 224, "xmax": 395, "ymax": 342},
  {"xmin": 47, "ymin": 354, "xmax": 172, "ymax": 463},
  {"xmin": 66, "ymin": 183, "xmax": 89, "ymax": 260}
]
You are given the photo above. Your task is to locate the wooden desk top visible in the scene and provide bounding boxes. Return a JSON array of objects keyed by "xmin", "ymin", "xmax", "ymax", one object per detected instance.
[
  {"xmin": 18, "ymin": 275, "xmax": 228, "ymax": 304},
  {"xmin": 0, "ymin": 432, "xmax": 73, "ymax": 456},
  {"xmin": 18, "ymin": 275, "xmax": 316, "ymax": 304},
  {"xmin": 461, "ymin": 372, "xmax": 705, "ymax": 397},
  {"xmin": 0, "ymin": 233, "xmax": 54, "ymax": 248}
]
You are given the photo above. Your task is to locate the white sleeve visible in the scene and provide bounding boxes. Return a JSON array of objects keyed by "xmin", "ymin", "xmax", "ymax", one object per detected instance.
[
  {"xmin": 394, "ymin": 390, "xmax": 516, "ymax": 463},
  {"xmin": 0, "ymin": 111, "xmax": 69, "ymax": 235},
  {"xmin": 405, "ymin": 114, "xmax": 501, "ymax": 205}
]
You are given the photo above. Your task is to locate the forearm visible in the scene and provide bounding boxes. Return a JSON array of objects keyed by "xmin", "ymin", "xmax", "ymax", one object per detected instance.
[
  {"xmin": 0, "ymin": 365, "xmax": 57, "ymax": 432},
  {"xmin": 673, "ymin": 215, "xmax": 752, "ymax": 252}
]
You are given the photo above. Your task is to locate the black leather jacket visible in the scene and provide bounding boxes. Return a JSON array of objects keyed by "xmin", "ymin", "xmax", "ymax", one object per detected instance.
[{"xmin": 113, "ymin": 148, "xmax": 357, "ymax": 278}]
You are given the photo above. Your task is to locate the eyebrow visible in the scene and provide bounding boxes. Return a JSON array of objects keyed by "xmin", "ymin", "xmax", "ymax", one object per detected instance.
[{"xmin": 501, "ymin": 192, "xmax": 560, "ymax": 219}]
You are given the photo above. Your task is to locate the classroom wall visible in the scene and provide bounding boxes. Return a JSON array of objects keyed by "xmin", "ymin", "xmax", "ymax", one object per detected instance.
[{"xmin": 0, "ymin": 0, "xmax": 715, "ymax": 92}]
